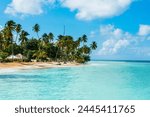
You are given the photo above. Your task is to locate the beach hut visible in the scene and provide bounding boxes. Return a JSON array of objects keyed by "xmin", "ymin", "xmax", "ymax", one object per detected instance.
[
  {"xmin": 6, "ymin": 54, "xmax": 27, "ymax": 61},
  {"xmin": 16, "ymin": 54, "xmax": 27, "ymax": 60},
  {"xmin": 6, "ymin": 55, "xmax": 19, "ymax": 60}
]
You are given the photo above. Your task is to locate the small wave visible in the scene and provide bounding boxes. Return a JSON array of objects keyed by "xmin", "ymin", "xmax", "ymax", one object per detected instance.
[{"xmin": 0, "ymin": 68, "xmax": 20, "ymax": 74}]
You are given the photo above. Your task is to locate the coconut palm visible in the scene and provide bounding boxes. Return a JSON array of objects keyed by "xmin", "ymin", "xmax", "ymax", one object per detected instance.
[
  {"xmin": 33, "ymin": 24, "xmax": 40, "ymax": 39},
  {"xmin": 81, "ymin": 34, "xmax": 87, "ymax": 46},
  {"xmin": 48, "ymin": 32, "xmax": 54, "ymax": 43},
  {"xmin": 15, "ymin": 24, "xmax": 22, "ymax": 43},
  {"xmin": 76, "ymin": 37, "xmax": 82, "ymax": 47},
  {"xmin": 0, "ymin": 29, "xmax": 9, "ymax": 50},
  {"xmin": 0, "ymin": 20, "xmax": 97, "ymax": 63},
  {"xmin": 42, "ymin": 33, "xmax": 48, "ymax": 43},
  {"xmin": 81, "ymin": 45, "xmax": 91, "ymax": 55},
  {"xmin": 90, "ymin": 41, "xmax": 97, "ymax": 50},
  {"xmin": 5, "ymin": 20, "xmax": 16, "ymax": 31},
  {"xmin": 19, "ymin": 30, "xmax": 29, "ymax": 45},
  {"xmin": 0, "ymin": 32, "xmax": 3, "ymax": 50},
  {"xmin": 5, "ymin": 20, "xmax": 16, "ymax": 60},
  {"xmin": 55, "ymin": 35, "xmax": 64, "ymax": 61}
]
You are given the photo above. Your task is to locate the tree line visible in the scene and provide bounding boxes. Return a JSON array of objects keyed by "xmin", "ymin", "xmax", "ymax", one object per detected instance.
[{"xmin": 0, "ymin": 20, "xmax": 97, "ymax": 63}]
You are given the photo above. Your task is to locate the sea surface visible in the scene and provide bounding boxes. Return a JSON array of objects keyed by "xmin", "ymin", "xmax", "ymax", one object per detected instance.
[{"xmin": 0, "ymin": 61, "xmax": 150, "ymax": 100}]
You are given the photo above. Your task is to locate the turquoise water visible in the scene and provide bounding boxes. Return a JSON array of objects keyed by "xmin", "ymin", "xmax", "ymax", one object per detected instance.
[{"xmin": 0, "ymin": 61, "xmax": 150, "ymax": 100}]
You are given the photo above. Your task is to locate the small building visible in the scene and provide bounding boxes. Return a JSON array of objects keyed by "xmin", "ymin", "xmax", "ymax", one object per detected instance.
[
  {"xmin": 6, "ymin": 55, "xmax": 19, "ymax": 60},
  {"xmin": 6, "ymin": 54, "xmax": 27, "ymax": 61},
  {"xmin": 16, "ymin": 54, "xmax": 27, "ymax": 60}
]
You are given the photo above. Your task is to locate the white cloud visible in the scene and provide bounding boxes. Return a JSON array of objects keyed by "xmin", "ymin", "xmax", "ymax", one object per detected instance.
[
  {"xmin": 138, "ymin": 24, "xmax": 150, "ymax": 36},
  {"xmin": 113, "ymin": 40, "xmax": 129, "ymax": 54},
  {"xmin": 61, "ymin": 0, "xmax": 132, "ymax": 20},
  {"xmin": 98, "ymin": 24, "xmax": 150, "ymax": 56},
  {"xmin": 5, "ymin": 0, "xmax": 133, "ymax": 20},
  {"xmin": 99, "ymin": 38, "xmax": 130, "ymax": 55},
  {"xmin": 4, "ymin": 0, "xmax": 55, "ymax": 16},
  {"xmin": 100, "ymin": 24, "xmax": 125, "ymax": 39},
  {"xmin": 98, "ymin": 25, "xmax": 136, "ymax": 55}
]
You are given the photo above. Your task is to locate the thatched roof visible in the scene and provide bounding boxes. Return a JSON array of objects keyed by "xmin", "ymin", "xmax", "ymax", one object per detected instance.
[
  {"xmin": 7, "ymin": 55, "xmax": 19, "ymax": 59},
  {"xmin": 16, "ymin": 54, "xmax": 27, "ymax": 59},
  {"xmin": 7, "ymin": 54, "xmax": 27, "ymax": 60}
]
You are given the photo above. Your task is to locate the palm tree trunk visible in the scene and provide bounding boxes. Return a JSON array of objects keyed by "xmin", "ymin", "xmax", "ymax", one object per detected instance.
[
  {"xmin": 37, "ymin": 33, "xmax": 40, "ymax": 40},
  {"xmin": 55, "ymin": 48, "xmax": 59, "ymax": 62},
  {"xmin": 11, "ymin": 38, "xmax": 14, "ymax": 61},
  {"xmin": 15, "ymin": 33, "xmax": 18, "ymax": 44}
]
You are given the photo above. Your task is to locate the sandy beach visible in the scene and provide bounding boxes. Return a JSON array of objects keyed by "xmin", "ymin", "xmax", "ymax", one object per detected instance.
[{"xmin": 0, "ymin": 62, "xmax": 80, "ymax": 70}]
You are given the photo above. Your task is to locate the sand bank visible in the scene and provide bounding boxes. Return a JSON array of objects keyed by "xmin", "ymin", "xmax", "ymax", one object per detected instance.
[{"xmin": 0, "ymin": 62, "xmax": 80, "ymax": 70}]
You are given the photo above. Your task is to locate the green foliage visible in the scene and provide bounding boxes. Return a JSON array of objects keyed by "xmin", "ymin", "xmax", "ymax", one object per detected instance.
[
  {"xmin": 26, "ymin": 39, "xmax": 39, "ymax": 50},
  {"xmin": 0, "ymin": 20, "xmax": 98, "ymax": 63},
  {"xmin": 33, "ymin": 50, "xmax": 48, "ymax": 61},
  {"xmin": 3, "ymin": 44, "xmax": 23, "ymax": 55},
  {"xmin": 0, "ymin": 51, "xmax": 9, "ymax": 60},
  {"xmin": 26, "ymin": 50, "xmax": 36, "ymax": 61}
]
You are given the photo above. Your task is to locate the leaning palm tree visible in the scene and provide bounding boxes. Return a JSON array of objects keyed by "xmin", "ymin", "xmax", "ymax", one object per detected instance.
[
  {"xmin": 19, "ymin": 30, "xmax": 29, "ymax": 58},
  {"xmin": 90, "ymin": 41, "xmax": 97, "ymax": 50},
  {"xmin": 15, "ymin": 24, "xmax": 22, "ymax": 43},
  {"xmin": 33, "ymin": 24, "xmax": 40, "ymax": 39},
  {"xmin": 19, "ymin": 30, "xmax": 29, "ymax": 46},
  {"xmin": 5, "ymin": 20, "xmax": 16, "ymax": 61}
]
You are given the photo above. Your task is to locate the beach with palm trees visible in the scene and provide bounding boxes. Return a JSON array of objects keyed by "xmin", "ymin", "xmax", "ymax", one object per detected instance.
[{"xmin": 0, "ymin": 20, "xmax": 97, "ymax": 69}]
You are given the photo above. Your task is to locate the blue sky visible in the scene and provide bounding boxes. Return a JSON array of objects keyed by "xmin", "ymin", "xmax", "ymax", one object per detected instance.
[{"xmin": 0, "ymin": 0, "xmax": 150, "ymax": 60}]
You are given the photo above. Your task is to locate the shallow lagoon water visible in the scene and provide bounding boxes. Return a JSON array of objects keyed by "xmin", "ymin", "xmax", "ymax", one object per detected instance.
[{"xmin": 0, "ymin": 61, "xmax": 150, "ymax": 100}]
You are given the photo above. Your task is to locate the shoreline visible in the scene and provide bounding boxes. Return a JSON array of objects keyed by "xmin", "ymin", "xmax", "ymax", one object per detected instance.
[{"xmin": 0, "ymin": 62, "xmax": 81, "ymax": 70}]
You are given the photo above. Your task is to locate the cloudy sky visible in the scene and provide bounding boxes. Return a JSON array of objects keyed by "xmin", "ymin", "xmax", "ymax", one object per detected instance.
[{"xmin": 0, "ymin": 0, "xmax": 150, "ymax": 60}]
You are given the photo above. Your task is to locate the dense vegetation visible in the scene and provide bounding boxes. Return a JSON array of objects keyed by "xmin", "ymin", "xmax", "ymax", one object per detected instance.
[{"xmin": 0, "ymin": 20, "xmax": 97, "ymax": 63}]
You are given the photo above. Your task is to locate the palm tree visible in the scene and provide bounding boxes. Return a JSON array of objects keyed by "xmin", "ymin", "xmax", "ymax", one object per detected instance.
[
  {"xmin": 0, "ymin": 20, "xmax": 97, "ymax": 64},
  {"xmin": 81, "ymin": 34, "xmax": 87, "ymax": 46},
  {"xmin": 5, "ymin": 20, "xmax": 16, "ymax": 61},
  {"xmin": 81, "ymin": 45, "xmax": 91, "ymax": 55},
  {"xmin": 1, "ymin": 29, "xmax": 9, "ymax": 50},
  {"xmin": 15, "ymin": 24, "xmax": 22, "ymax": 43},
  {"xmin": 33, "ymin": 50, "xmax": 48, "ymax": 62},
  {"xmin": 19, "ymin": 30, "xmax": 29, "ymax": 58},
  {"xmin": 48, "ymin": 32, "xmax": 54, "ymax": 43},
  {"xmin": 33, "ymin": 24, "xmax": 40, "ymax": 39},
  {"xmin": 19, "ymin": 30, "xmax": 29, "ymax": 45},
  {"xmin": 90, "ymin": 41, "xmax": 97, "ymax": 50},
  {"xmin": 76, "ymin": 37, "xmax": 82, "ymax": 48},
  {"xmin": 0, "ymin": 32, "xmax": 3, "ymax": 50},
  {"xmin": 55, "ymin": 35, "xmax": 63, "ymax": 62},
  {"xmin": 5, "ymin": 20, "xmax": 16, "ymax": 31},
  {"xmin": 42, "ymin": 33, "xmax": 48, "ymax": 43}
]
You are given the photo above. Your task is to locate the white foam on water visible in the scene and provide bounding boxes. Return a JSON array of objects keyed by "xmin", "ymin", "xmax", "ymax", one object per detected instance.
[{"xmin": 0, "ymin": 68, "xmax": 20, "ymax": 74}]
